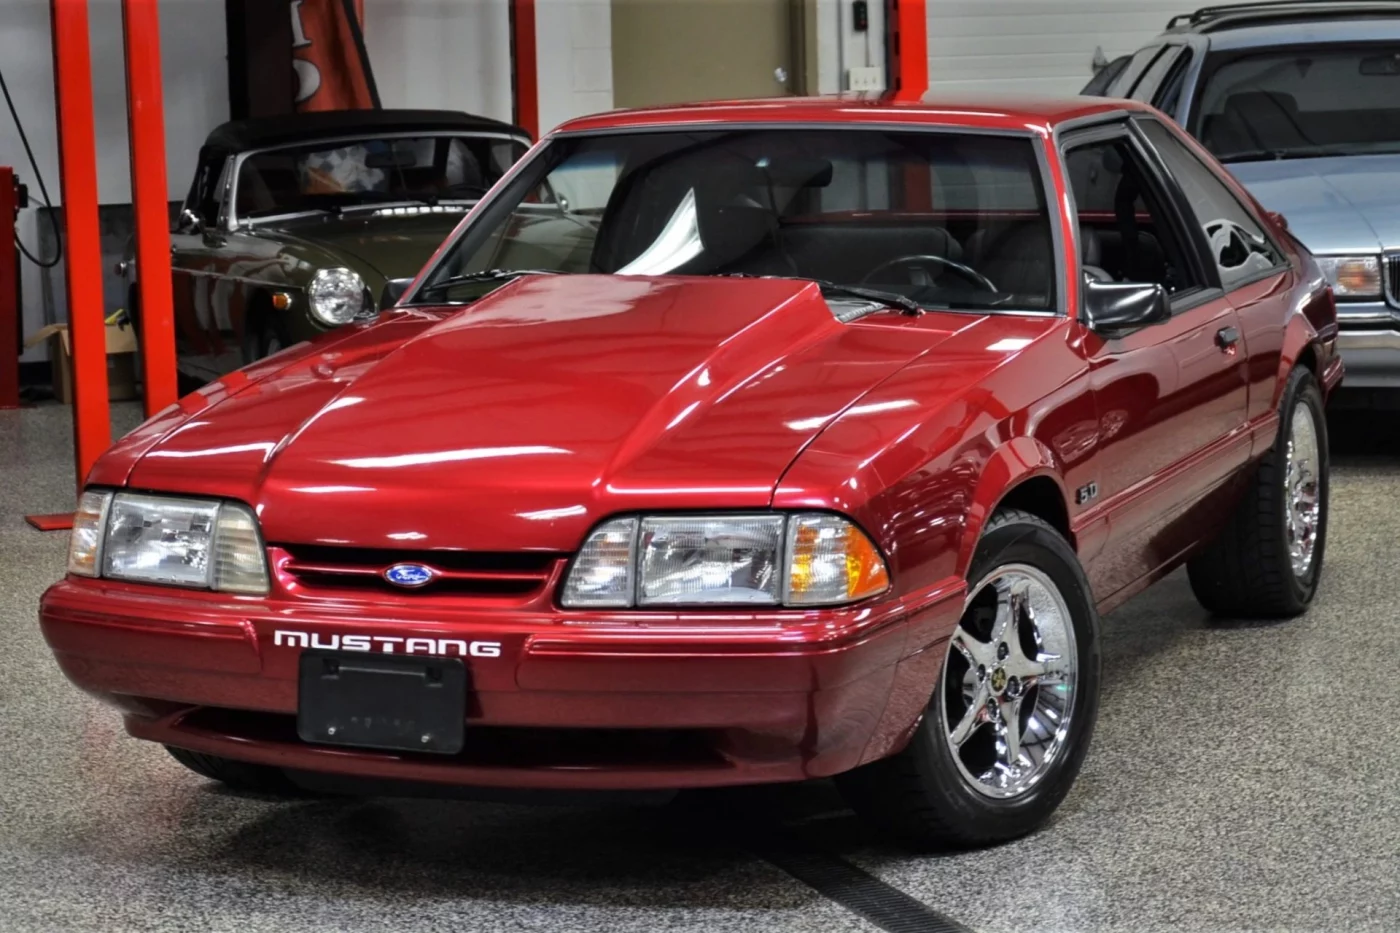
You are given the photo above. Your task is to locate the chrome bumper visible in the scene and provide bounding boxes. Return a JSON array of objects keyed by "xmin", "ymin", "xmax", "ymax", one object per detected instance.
[{"xmin": 1336, "ymin": 300, "xmax": 1400, "ymax": 388}]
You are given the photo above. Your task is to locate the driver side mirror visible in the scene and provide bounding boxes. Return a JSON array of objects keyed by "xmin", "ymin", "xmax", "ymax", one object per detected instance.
[
  {"xmin": 380, "ymin": 277, "xmax": 415, "ymax": 308},
  {"xmin": 1082, "ymin": 276, "xmax": 1171, "ymax": 336}
]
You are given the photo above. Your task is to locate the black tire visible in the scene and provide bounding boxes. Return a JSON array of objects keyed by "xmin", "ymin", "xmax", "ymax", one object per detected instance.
[
  {"xmin": 836, "ymin": 509, "xmax": 1102, "ymax": 849},
  {"xmin": 165, "ymin": 745, "xmax": 301, "ymax": 795},
  {"xmin": 1187, "ymin": 366, "xmax": 1328, "ymax": 619}
]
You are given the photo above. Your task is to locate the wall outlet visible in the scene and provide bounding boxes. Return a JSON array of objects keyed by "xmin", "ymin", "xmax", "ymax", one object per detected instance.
[{"xmin": 847, "ymin": 66, "xmax": 885, "ymax": 92}]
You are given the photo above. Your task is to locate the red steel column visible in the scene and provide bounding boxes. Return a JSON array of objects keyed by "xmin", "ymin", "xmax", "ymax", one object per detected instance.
[
  {"xmin": 889, "ymin": 0, "xmax": 928, "ymax": 101},
  {"xmin": 51, "ymin": 0, "xmax": 110, "ymax": 491},
  {"xmin": 122, "ymin": 0, "xmax": 178, "ymax": 415},
  {"xmin": 512, "ymin": 0, "xmax": 538, "ymax": 139},
  {"xmin": 0, "ymin": 167, "xmax": 17, "ymax": 410}
]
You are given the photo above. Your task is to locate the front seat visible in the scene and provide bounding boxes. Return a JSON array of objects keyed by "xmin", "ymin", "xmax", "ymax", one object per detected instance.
[{"xmin": 1081, "ymin": 226, "xmax": 1113, "ymax": 282}]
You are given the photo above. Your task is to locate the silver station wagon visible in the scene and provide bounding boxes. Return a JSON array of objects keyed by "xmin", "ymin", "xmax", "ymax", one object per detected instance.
[{"xmin": 1085, "ymin": 1, "xmax": 1400, "ymax": 398}]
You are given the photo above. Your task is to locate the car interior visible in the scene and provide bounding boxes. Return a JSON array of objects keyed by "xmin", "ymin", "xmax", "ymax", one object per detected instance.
[{"xmin": 1064, "ymin": 138, "xmax": 1197, "ymax": 297}]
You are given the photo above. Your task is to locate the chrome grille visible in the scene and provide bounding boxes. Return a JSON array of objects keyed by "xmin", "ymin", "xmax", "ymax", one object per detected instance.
[
  {"xmin": 1386, "ymin": 253, "xmax": 1400, "ymax": 308},
  {"xmin": 275, "ymin": 544, "xmax": 564, "ymax": 598}
]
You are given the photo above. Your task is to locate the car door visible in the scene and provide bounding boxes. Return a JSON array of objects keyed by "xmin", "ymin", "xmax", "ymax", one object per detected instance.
[
  {"xmin": 1135, "ymin": 117, "xmax": 1295, "ymax": 435},
  {"xmin": 1062, "ymin": 121, "xmax": 1251, "ymax": 603}
]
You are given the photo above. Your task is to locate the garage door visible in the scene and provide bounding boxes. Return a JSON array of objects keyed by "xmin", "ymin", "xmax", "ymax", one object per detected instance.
[{"xmin": 925, "ymin": 1, "xmax": 1191, "ymax": 97}]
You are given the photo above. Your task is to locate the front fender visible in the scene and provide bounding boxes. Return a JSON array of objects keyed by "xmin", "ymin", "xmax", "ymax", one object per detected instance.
[{"xmin": 958, "ymin": 436, "xmax": 1075, "ymax": 578}]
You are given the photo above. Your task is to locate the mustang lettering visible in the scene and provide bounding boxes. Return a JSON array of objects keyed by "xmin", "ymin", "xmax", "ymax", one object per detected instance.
[{"xmin": 272, "ymin": 631, "xmax": 502, "ymax": 657}]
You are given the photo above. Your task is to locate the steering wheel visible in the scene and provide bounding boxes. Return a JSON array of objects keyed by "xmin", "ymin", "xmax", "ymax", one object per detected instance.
[{"xmin": 861, "ymin": 254, "xmax": 999, "ymax": 293}]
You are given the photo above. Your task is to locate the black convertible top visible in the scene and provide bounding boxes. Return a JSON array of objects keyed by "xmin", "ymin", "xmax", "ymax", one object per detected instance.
[{"xmin": 203, "ymin": 109, "xmax": 529, "ymax": 152}]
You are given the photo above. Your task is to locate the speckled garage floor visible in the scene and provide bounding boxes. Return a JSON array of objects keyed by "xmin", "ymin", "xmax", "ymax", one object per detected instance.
[{"xmin": 2, "ymin": 402, "xmax": 1397, "ymax": 933}]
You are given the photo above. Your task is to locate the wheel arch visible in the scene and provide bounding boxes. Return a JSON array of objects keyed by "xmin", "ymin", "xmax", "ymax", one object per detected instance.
[{"xmin": 957, "ymin": 436, "xmax": 1075, "ymax": 578}]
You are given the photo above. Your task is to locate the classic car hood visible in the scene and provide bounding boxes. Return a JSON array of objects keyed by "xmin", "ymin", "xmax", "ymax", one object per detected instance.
[
  {"xmin": 261, "ymin": 209, "xmax": 467, "ymax": 280},
  {"xmin": 121, "ymin": 275, "xmax": 966, "ymax": 552},
  {"xmin": 1227, "ymin": 154, "xmax": 1400, "ymax": 253}
]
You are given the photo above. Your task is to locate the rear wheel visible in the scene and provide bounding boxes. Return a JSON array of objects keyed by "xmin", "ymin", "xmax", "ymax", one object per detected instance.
[
  {"xmin": 837, "ymin": 509, "xmax": 1101, "ymax": 849},
  {"xmin": 165, "ymin": 746, "xmax": 301, "ymax": 795},
  {"xmin": 1187, "ymin": 366, "xmax": 1328, "ymax": 618}
]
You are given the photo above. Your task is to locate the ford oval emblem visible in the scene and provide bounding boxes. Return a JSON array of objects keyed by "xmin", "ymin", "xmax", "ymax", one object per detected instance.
[{"xmin": 383, "ymin": 563, "xmax": 435, "ymax": 588}]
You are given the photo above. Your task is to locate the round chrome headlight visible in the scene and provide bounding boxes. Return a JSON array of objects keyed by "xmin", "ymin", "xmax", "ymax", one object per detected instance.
[{"xmin": 307, "ymin": 267, "xmax": 367, "ymax": 325}]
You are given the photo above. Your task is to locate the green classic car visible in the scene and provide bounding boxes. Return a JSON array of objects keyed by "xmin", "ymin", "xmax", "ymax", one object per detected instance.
[{"xmin": 122, "ymin": 109, "xmax": 531, "ymax": 387}]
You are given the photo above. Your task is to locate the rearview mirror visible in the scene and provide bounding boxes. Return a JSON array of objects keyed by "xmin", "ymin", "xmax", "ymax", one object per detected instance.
[
  {"xmin": 1082, "ymin": 276, "xmax": 1170, "ymax": 335},
  {"xmin": 380, "ymin": 277, "xmax": 415, "ymax": 308}
]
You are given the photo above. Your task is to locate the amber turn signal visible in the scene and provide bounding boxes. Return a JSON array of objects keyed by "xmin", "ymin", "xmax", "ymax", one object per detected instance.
[{"xmin": 786, "ymin": 514, "xmax": 890, "ymax": 606}]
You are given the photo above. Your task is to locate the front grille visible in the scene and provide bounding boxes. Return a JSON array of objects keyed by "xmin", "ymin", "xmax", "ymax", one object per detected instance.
[
  {"xmin": 1386, "ymin": 254, "xmax": 1400, "ymax": 308},
  {"xmin": 276, "ymin": 543, "xmax": 565, "ymax": 598}
]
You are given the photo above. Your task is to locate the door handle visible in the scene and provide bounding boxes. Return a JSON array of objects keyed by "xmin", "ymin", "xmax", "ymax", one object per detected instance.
[{"xmin": 1215, "ymin": 326, "xmax": 1240, "ymax": 352}]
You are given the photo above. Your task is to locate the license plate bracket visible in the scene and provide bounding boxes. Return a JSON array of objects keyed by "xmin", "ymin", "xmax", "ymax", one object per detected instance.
[{"xmin": 297, "ymin": 650, "xmax": 467, "ymax": 755}]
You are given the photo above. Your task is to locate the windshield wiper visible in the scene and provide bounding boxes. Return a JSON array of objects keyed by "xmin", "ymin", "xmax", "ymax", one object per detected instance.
[
  {"xmin": 718, "ymin": 273, "xmax": 922, "ymax": 316},
  {"xmin": 413, "ymin": 268, "xmax": 560, "ymax": 299}
]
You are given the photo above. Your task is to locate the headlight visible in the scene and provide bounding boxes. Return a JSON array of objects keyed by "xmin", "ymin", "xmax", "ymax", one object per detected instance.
[
  {"xmin": 560, "ymin": 513, "xmax": 889, "ymax": 608},
  {"xmin": 67, "ymin": 491, "xmax": 269, "ymax": 594},
  {"xmin": 307, "ymin": 267, "xmax": 368, "ymax": 325},
  {"xmin": 1316, "ymin": 255, "xmax": 1381, "ymax": 298}
]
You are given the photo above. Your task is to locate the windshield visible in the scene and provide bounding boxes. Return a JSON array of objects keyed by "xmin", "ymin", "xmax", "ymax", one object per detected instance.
[
  {"xmin": 234, "ymin": 134, "xmax": 528, "ymax": 220},
  {"xmin": 415, "ymin": 128, "xmax": 1056, "ymax": 313},
  {"xmin": 1195, "ymin": 44, "xmax": 1400, "ymax": 162}
]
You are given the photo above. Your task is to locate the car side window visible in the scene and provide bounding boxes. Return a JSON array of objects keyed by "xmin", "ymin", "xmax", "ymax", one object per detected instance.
[
  {"xmin": 183, "ymin": 149, "xmax": 228, "ymax": 229},
  {"xmin": 1064, "ymin": 132, "xmax": 1203, "ymax": 300},
  {"xmin": 1108, "ymin": 45, "xmax": 1164, "ymax": 98},
  {"xmin": 1081, "ymin": 55, "xmax": 1130, "ymax": 97},
  {"xmin": 1136, "ymin": 119, "xmax": 1285, "ymax": 290},
  {"xmin": 1152, "ymin": 49, "xmax": 1193, "ymax": 117},
  {"xmin": 1129, "ymin": 45, "xmax": 1185, "ymax": 102}
]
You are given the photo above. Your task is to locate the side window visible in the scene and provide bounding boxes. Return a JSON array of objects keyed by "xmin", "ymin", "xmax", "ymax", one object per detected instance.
[
  {"xmin": 1137, "ymin": 119, "xmax": 1285, "ymax": 289},
  {"xmin": 1064, "ymin": 133, "xmax": 1202, "ymax": 298},
  {"xmin": 1152, "ymin": 49, "xmax": 1194, "ymax": 117},
  {"xmin": 1081, "ymin": 55, "xmax": 1130, "ymax": 97},
  {"xmin": 183, "ymin": 149, "xmax": 228, "ymax": 228},
  {"xmin": 1129, "ymin": 45, "xmax": 1185, "ymax": 102},
  {"xmin": 1109, "ymin": 45, "xmax": 1164, "ymax": 98}
]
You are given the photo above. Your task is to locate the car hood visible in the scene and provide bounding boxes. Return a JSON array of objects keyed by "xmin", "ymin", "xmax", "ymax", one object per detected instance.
[
  {"xmin": 1227, "ymin": 154, "xmax": 1400, "ymax": 253},
  {"xmin": 259, "ymin": 209, "xmax": 468, "ymax": 281},
  {"xmin": 119, "ymin": 275, "xmax": 968, "ymax": 552}
]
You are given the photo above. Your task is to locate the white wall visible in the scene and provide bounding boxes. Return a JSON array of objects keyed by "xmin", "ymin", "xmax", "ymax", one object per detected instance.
[
  {"xmin": 925, "ymin": 0, "xmax": 1188, "ymax": 96},
  {"xmin": 365, "ymin": 0, "xmax": 513, "ymax": 122},
  {"xmin": 1, "ymin": 0, "xmax": 227, "ymax": 361},
  {"xmin": 536, "ymin": 0, "xmax": 613, "ymax": 134}
]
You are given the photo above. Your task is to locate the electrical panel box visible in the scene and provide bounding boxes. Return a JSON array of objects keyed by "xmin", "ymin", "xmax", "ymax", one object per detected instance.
[{"xmin": 847, "ymin": 66, "xmax": 886, "ymax": 92}]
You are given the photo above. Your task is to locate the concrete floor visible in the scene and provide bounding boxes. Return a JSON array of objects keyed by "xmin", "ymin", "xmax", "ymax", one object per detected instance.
[{"xmin": 3, "ymin": 401, "xmax": 1398, "ymax": 933}]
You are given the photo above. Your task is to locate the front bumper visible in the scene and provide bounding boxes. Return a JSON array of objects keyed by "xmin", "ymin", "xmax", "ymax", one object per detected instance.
[
  {"xmin": 39, "ymin": 577, "xmax": 963, "ymax": 791},
  {"xmin": 1336, "ymin": 300, "xmax": 1400, "ymax": 388}
]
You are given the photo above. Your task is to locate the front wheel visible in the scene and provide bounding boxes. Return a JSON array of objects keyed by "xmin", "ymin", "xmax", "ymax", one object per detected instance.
[
  {"xmin": 837, "ymin": 509, "xmax": 1102, "ymax": 849},
  {"xmin": 1187, "ymin": 366, "xmax": 1328, "ymax": 618},
  {"xmin": 165, "ymin": 746, "xmax": 301, "ymax": 795}
]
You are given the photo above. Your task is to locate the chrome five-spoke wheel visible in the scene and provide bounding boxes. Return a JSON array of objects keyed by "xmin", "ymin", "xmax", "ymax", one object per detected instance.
[
  {"xmin": 942, "ymin": 564, "xmax": 1077, "ymax": 799},
  {"xmin": 1286, "ymin": 402, "xmax": 1321, "ymax": 579}
]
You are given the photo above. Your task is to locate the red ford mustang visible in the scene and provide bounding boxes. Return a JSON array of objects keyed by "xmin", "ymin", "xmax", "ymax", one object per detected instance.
[{"xmin": 41, "ymin": 96, "xmax": 1341, "ymax": 847}]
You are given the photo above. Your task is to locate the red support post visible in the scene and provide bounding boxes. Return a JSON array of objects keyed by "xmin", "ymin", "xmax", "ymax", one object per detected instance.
[
  {"xmin": 511, "ymin": 0, "xmax": 538, "ymax": 139},
  {"xmin": 0, "ymin": 166, "xmax": 17, "ymax": 411},
  {"xmin": 121, "ymin": 0, "xmax": 178, "ymax": 416},
  {"xmin": 888, "ymin": 0, "xmax": 928, "ymax": 101},
  {"xmin": 50, "ymin": 0, "xmax": 110, "ymax": 502}
]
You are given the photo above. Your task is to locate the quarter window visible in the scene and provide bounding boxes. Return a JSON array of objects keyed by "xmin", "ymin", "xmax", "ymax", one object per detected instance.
[
  {"xmin": 1137, "ymin": 120, "xmax": 1284, "ymax": 290},
  {"xmin": 1130, "ymin": 46, "xmax": 1186, "ymax": 102}
]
